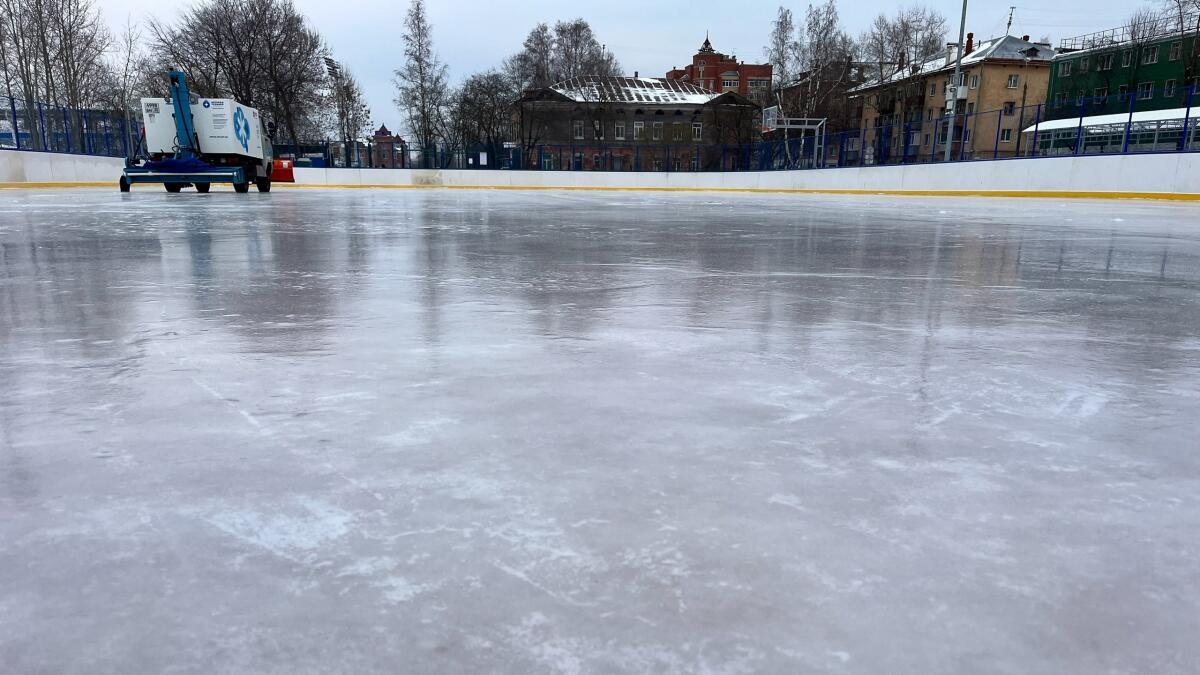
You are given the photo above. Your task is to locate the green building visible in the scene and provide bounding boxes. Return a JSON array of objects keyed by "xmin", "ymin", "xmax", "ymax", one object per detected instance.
[{"xmin": 1044, "ymin": 16, "xmax": 1200, "ymax": 121}]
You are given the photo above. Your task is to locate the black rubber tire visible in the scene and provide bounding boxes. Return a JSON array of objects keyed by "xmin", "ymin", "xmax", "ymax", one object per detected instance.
[
  {"xmin": 195, "ymin": 182, "xmax": 211, "ymax": 193},
  {"xmin": 233, "ymin": 181, "xmax": 250, "ymax": 193},
  {"xmin": 119, "ymin": 176, "xmax": 130, "ymax": 192},
  {"xmin": 165, "ymin": 183, "xmax": 183, "ymax": 193},
  {"xmin": 255, "ymin": 177, "xmax": 271, "ymax": 193}
]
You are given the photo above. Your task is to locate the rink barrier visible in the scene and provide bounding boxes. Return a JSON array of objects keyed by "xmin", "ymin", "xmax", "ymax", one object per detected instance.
[{"xmin": 2, "ymin": 149, "xmax": 1199, "ymax": 200}]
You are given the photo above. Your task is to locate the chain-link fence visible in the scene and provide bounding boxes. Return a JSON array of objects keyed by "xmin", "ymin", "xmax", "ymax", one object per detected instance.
[{"xmin": 1, "ymin": 96, "xmax": 143, "ymax": 158}]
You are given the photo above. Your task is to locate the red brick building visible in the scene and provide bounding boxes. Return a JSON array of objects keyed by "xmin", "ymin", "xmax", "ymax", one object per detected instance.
[
  {"xmin": 370, "ymin": 124, "xmax": 407, "ymax": 168},
  {"xmin": 666, "ymin": 35, "xmax": 773, "ymax": 106}
]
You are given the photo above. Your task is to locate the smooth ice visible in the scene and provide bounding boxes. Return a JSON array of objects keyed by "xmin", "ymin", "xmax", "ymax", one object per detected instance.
[{"xmin": 1, "ymin": 188, "xmax": 1199, "ymax": 674}]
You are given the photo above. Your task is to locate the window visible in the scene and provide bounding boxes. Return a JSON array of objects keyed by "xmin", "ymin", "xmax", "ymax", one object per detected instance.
[
  {"xmin": 722, "ymin": 79, "xmax": 739, "ymax": 88},
  {"xmin": 1143, "ymin": 46, "xmax": 1158, "ymax": 65},
  {"xmin": 969, "ymin": 74, "xmax": 979, "ymax": 89},
  {"xmin": 927, "ymin": 108, "xmax": 933, "ymax": 121},
  {"xmin": 1000, "ymin": 128, "xmax": 1013, "ymax": 143},
  {"xmin": 592, "ymin": 121, "xmax": 603, "ymax": 140},
  {"xmin": 1079, "ymin": 58, "xmax": 1089, "ymax": 73},
  {"xmin": 1122, "ymin": 50, "xmax": 1132, "ymax": 67},
  {"xmin": 698, "ymin": 59, "xmax": 706, "ymax": 66},
  {"xmin": 572, "ymin": 120, "xmax": 584, "ymax": 140},
  {"xmin": 929, "ymin": 82, "xmax": 936, "ymax": 96},
  {"xmin": 691, "ymin": 122, "xmax": 702, "ymax": 141},
  {"xmin": 1118, "ymin": 84, "xmax": 1128, "ymax": 98},
  {"xmin": 1137, "ymin": 82, "xmax": 1153, "ymax": 100},
  {"xmin": 1098, "ymin": 53, "xmax": 1114, "ymax": 70},
  {"xmin": 1007, "ymin": 74, "xmax": 1019, "ymax": 88},
  {"xmin": 1003, "ymin": 101, "xmax": 1016, "ymax": 116},
  {"xmin": 652, "ymin": 121, "xmax": 663, "ymax": 140},
  {"xmin": 1054, "ymin": 92, "xmax": 1067, "ymax": 106},
  {"xmin": 1171, "ymin": 41, "xmax": 1183, "ymax": 61},
  {"xmin": 966, "ymin": 101, "xmax": 975, "ymax": 114},
  {"xmin": 633, "ymin": 121, "xmax": 644, "ymax": 140},
  {"xmin": 1060, "ymin": 61, "xmax": 1072, "ymax": 77},
  {"xmin": 615, "ymin": 121, "xmax": 626, "ymax": 140},
  {"xmin": 672, "ymin": 123, "xmax": 683, "ymax": 141},
  {"xmin": 1166, "ymin": 79, "xmax": 1177, "ymax": 97},
  {"xmin": 1094, "ymin": 87, "xmax": 1108, "ymax": 101},
  {"xmin": 923, "ymin": 133, "xmax": 930, "ymax": 146},
  {"xmin": 592, "ymin": 154, "xmax": 601, "ymax": 169}
]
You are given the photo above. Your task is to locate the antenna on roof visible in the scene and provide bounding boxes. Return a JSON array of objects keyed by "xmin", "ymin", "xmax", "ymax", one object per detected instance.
[{"xmin": 1006, "ymin": 6, "xmax": 1015, "ymax": 35}]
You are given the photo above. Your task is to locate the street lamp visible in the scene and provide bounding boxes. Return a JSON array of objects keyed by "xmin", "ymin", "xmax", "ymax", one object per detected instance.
[
  {"xmin": 944, "ymin": 0, "xmax": 968, "ymax": 162},
  {"xmin": 324, "ymin": 58, "xmax": 350, "ymax": 167}
]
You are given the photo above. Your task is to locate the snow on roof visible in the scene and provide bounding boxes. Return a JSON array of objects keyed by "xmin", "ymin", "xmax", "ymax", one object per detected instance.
[
  {"xmin": 1022, "ymin": 107, "xmax": 1197, "ymax": 133},
  {"xmin": 551, "ymin": 76, "xmax": 719, "ymax": 105},
  {"xmin": 850, "ymin": 35, "xmax": 1055, "ymax": 94}
]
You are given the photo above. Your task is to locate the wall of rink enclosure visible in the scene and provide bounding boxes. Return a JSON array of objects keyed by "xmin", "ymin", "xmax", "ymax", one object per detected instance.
[
  {"xmin": 3, "ymin": 87, "xmax": 1199, "ymax": 173},
  {"xmin": 4, "ymin": 146, "xmax": 1199, "ymax": 199}
]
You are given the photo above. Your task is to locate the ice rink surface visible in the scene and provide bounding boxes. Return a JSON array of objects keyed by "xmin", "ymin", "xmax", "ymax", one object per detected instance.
[{"xmin": 1, "ymin": 187, "xmax": 1199, "ymax": 674}]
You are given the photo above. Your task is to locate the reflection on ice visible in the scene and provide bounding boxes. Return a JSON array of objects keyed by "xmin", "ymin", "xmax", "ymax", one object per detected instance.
[{"xmin": 1, "ymin": 189, "xmax": 1199, "ymax": 673}]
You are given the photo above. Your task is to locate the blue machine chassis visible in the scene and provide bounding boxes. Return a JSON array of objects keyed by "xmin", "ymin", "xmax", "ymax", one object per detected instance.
[{"xmin": 122, "ymin": 166, "xmax": 246, "ymax": 185}]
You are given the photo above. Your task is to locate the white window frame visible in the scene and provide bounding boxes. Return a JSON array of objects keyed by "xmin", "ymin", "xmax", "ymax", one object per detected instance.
[
  {"xmin": 672, "ymin": 122, "xmax": 683, "ymax": 141},
  {"xmin": 691, "ymin": 122, "xmax": 702, "ymax": 141},
  {"xmin": 592, "ymin": 120, "xmax": 604, "ymax": 140},
  {"xmin": 1098, "ymin": 53, "xmax": 1114, "ymax": 71},
  {"xmin": 969, "ymin": 74, "xmax": 979, "ymax": 89},
  {"xmin": 615, "ymin": 121, "xmax": 626, "ymax": 140},
  {"xmin": 652, "ymin": 121, "xmax": 663, "ymax": 141},
  {"xmin": 1007, "ymin": 74, "xmax": 1019, "ymax": 89},
  {"xmin": 633, "ymin": 121, "xmax": 644, "ymax": 140},
  {"xmin": 1000, "ymin": 128, "xmax": 1013, "ymax": 143},
  {"xmin": 1060, "ymin": 61, "xmax": 1072, "ymax": 77},
  {"xmin": 1137, "ymin": 82, "xmax": 1153, "ymax": 100},
  {"xmin": 572, "ymin": 120, "xmax": 584, "ymax": 140},
  {"xmin": 1165, "ymin": 79, "xmax": 1177, "ymax": 97},
  {"xmin": 1171, "ymin": 41, "xmax": 1183, "ymax": 61},
  {"xmin": 1122, "ymin": 50, "xmax": 1132, "ymax": 67},
  {"xmin": 722, "ymin": 79, "xmax": 739, "ymax": 89},
  {"xmin": 1143, "ymin": 46, "xmax": 1158, "ymax": 65}
]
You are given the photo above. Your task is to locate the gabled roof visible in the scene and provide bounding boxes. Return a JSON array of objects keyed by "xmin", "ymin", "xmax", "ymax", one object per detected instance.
[
  {"xmin": 551, "ymin": 76, "xmax": 721, "ymax": 105},
  {"xmin": 850, "ymin": 35, "xmax": 1055, "ymax": 94}
]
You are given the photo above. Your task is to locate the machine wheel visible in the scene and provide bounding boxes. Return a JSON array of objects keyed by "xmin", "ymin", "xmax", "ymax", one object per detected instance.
[
  {"xmin": 233, "ymin": 181, "xmax": 250, "ymax": 193},
  {"xmin": 119, "ymin": 176, "xmax": 130, "ymax": 192},
  {"xmin": 195, "ymin": 182, "xmax": 211, "ymax": 193},
  {"xmin": 165, "ymin": 183, "xmax": 183, "ymax": 193},
  {"xmin": 255, "ymin": 177, "xmax": 271, "ymax": 193}
]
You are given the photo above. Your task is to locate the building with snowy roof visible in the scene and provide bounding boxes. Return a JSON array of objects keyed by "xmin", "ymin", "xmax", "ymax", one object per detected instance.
[
  {"xmin": 848, "ymin": 34, "xmax": 1055, "ymax": 163},
  {"xmin": 512, "ymin": 75, "xmax": 760, "ymax": 171}
]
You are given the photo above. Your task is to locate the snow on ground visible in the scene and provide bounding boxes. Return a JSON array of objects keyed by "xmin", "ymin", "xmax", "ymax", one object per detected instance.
[{"xmin": 1, "ymin": 188, "xmax": 1199, "ymax": 674}]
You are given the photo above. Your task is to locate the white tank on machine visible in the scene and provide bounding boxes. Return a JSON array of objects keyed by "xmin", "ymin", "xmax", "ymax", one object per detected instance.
[{"xmin": 140, "ymin": 97, "xmax": 266, "ymax": 160}]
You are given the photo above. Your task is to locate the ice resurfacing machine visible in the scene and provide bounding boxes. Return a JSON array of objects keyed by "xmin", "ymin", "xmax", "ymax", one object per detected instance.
[{"xmin": 121, "ymin": 70, "xmax": 293, "ymax": 193}]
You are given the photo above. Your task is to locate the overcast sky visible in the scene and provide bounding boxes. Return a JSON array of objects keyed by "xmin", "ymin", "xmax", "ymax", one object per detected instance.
[{"xmin": 97, "ymin": 0, "xmax": 1142, "ymax": 133}]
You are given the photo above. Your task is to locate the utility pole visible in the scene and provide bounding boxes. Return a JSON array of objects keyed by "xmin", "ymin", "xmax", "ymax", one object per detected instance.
[
  {"xmin": 324, "ymin": 57, "xmax": 349, "ymax": 167},
  {"xmin": 944, "ymin": 0, "xmax": 969, "ymax": 162}
]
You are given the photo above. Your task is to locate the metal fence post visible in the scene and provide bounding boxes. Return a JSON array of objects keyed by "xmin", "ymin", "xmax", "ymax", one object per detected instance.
[
  {"xmin": 1181, "ymin": 85, "xmax": 1195, "ymax": 152},
  {"xmin": 994, "ymin": 110, "xmax": 1003, "ymax": 159},
  {"xmin": 1073, "ymin": 99, "xmax": 1085, "ymax": 155},
  {"xmin": 1031, "ymin": 103, "xmax": 1042, "ymax": 157},
  {"xmin": 62, "ymin": 108, "xmax": 72, "ymax": 153},
  {"xmin": 37, "ymin": 103, "xmax": 48, "ymax": 151},
  {"xmin": 1121, "ymin": 86, "xmax": 1136, "ymax": 153},
  {"xmin": 8, "ymin": 97, "xmax": 19, "ymax": 150}
]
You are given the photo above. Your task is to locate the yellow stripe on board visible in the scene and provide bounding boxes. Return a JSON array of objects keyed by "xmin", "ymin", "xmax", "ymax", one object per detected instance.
[{"xmin": 1, "ymin": 181, "xmax": 1198, "ymax": 201}]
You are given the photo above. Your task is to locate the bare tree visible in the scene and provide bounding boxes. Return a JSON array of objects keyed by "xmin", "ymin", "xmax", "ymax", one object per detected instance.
[
  {"xmin": 454, "ymin": 70, "xmax": 515, "ymax": 154},
  {"xmin": 794, "ymin": 0, "xmax": 856, "ymax": 119},
  {"xmin": 858, "ymin": 4, "xmax": 948, "ymax": 84},
  {"xmin": 506, "ymin": 18, "xmax": 620, "ymax": 90},
  {"xmin": 764, "ymin": 7, "xmax": 800, "ymax": 90},
  {"xmin": 394, "ymin": 0, "xmax": 449, "ymax": 159},
  {"xmin": 146, "ymin": 0, "xmax": 330, "ymax": 143}
]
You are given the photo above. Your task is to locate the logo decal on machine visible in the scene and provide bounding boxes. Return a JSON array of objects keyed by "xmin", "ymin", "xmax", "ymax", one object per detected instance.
[{"xmin": 233, "ymin": 107, "xmax": 251, "ymax": 151}]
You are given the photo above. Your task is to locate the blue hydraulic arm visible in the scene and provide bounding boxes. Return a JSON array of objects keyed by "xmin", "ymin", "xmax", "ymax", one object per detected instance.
[{"xmin": 167, "ymin": 70, "xmax": 199, "ymax": 157}]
